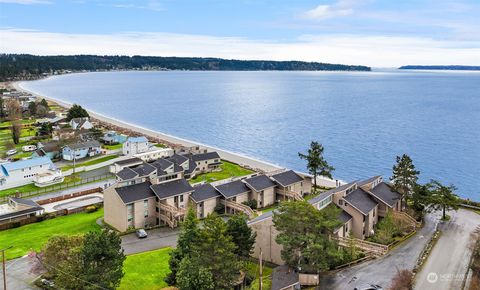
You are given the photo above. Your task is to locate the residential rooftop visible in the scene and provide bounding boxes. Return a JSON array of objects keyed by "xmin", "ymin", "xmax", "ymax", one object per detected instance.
[
  {"xmin": 343, "ymin": 188, "xmax": 378, "ymax": 215},
  {"xmin": 244, "ymin": 175, "xmax": 276, "ymax": 192},
  {"xmin": 191, "ymin": 183, "xmax": 221, "ymax": 202},
  {"xmin": 215, "ymin": 180, "xmax": 251, "ymax": 199},
  {"xmin": 151, "ymin": 179, "xmax": 194, "ymax": 199},
  {"xmin": 271, "ymin": 170, "xmax": 304, "ymax": 187},
  {"xmin": 370, "ymin": 182, "xmax": 402, "ymax": 208},
  {"xmin": 114, "ymin": 181, "xmax": 156, "ymax": 204}
]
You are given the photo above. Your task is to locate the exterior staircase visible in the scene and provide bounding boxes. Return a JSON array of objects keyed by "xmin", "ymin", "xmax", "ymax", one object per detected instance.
[
  {"xmin": 221, "ymin": 199, "xmax": 255, "ymax": 219},
  {"xmin": 392, "ymin": 211, "xmax": 421, "ymax": 228},
  {"xmin": 158, "ymin": 203, "xmax": 186, "ymax": 228}
]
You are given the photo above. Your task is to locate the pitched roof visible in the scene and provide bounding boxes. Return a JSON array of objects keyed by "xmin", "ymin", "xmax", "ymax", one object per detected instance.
[
  {"xmin": 114, "ymin": 157, "xmax": 143, "ymax": 166},
  {"xmin": 10, "ymin": 197, "xmax": 41, "ymax": 208},
  {"xmin": 339, "ymin": 210, "xmax": 353, "ymax": 223},
  {"xmin": 343, "ymin": 188, "xmax": 378, "ymax": 215},
  {"xmin": 114, "ymin": 181, "xmax": 156, "ymax": 204},
  {"xmin": 132, "ymin": 163, "xmax": 156, "ymax": 176},
  {"xmin": 150, "ymin": 158, "xmax": 173, "ymax": 171},
  {"xmin": 65, "ymin": 140, "xmax": 101, "ymax": 150},
  {"xmin": 215, "ymin": 180, "xmax": 251, "ymax": 198},
  {"xmin": 191, "ymin": 151, "xmax": 220, "ymax": 162},
  {"xmin": 191, "ymin": 183, "xmax": 221, "ymax": 202},
  {"xmin": 271, "ymin": 265, "xmax": 299, "ymax": 290},
  {"xmin": 369, "ymin": 182, "xmax": 402, "ymax": 207},
  {"xmin": 358, "ymin": 175, "xmax": 382, "ymax": 186},
  {"xmin": 308, "ymin": 181, "xmax": 357, "ymax": 205},
  {"xmin": 167, "ymin": 154, "xmax": 189, "ymax": 165},
  {"xmin": 1, "ymin": 157, "xmax": 53, "ymax": 174},
  {"xmin": 244, "ymin": 175, "xmax": 276, "ymax": 192},
  {"xmin": 116, "ymin": 167, "xmax": 139, "ymax": 180},
  {"xmin": 184, "ymin": 159, "xmax": 197, "ymax": 175},
  {"xmin": 150, "ymin": 179, "xmax": 194, "ymax": 199},
  {"xmin": 271, "ymin": 170, "xmax": 304, "ymax": 187},
  {"xmin": 0, "ymin": 206, "xmax": 44, "ymax": 222}
]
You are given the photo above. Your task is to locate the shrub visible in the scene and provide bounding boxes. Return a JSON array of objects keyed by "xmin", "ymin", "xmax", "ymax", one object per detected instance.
[
  {"xmin": 242, "ymin": 200, "xmax": 257, "ymax": 210},
  {"xmin": 389, "ymin": 269, "xmax": 413, "ymax": 290},
  {"xmin": 214, "ymin": 203, "xmax": 225, "ymax": 215},
  {"xmin": 85, "ymin": 205, "xmax": 98, "ymax": 213}
]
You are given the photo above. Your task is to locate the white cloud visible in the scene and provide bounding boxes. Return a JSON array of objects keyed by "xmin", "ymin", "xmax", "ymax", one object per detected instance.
[
  {"xmin": 110, "ymin": 0, "xmax": 163, "ymax": 11},
  {"xmin": 0, "ymin": 0, "xmax": 52, "ymax": 4},
  {"xmin": 303, "ymin": 0, "xmax": 359, "ymax": 20},
  {"xmin": 1, "ymin": 28, "xmax": 479, "ymax": 67}
]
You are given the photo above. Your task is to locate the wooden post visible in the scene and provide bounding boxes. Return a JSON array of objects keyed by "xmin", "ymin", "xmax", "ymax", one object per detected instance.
[
  {"xmin": 2, "ymin": 246, "xmax": 13, "ymax": 290},
  {"xmin": 259, "ymin": 249, "xmax": 263, "ymax": 290}
]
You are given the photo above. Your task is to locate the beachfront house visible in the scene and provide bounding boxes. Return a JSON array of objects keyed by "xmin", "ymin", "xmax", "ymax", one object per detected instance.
[
  {"xmin": 69, "ymin": 117, "xmax": 93, "ymax": 130},
  {"xmin": 0, "ymin": 157, "xmax": 64, "ymax": 190},
  {"xmin": 31, "ymin": 141, "xmax": 62, "ymax": 160},
  {"xmin": 123, "ymin": 136, "xmax": 150, "ymax": 156},
  {"xmin": 62, "ymin": 140, "xmax": 102, "ymax": 161},
  {"xmin": 244, "ymin": 174, "xmax": 277, "ymax": 208},
  {"xmin": 102, "ymin": 131, "xmax": 127, "ymax": 145}
]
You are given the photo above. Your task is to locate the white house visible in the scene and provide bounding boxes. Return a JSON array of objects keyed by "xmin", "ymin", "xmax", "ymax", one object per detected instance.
[
  {"xmin": 123, "ymin": 136, "xmax": 150, "ymax": 156},
  {"xmin": 70, "ymin": 117, "xmax": 93, "ymax": 130},
  {"xmin": 0, "ymin": 157, "xmax": 64, "ymax": 190}
]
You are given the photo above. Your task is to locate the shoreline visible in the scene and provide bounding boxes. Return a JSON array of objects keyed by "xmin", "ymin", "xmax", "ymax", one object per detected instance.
[{"xmin": 12, "ymin": 81, "xmax": 299, "ymax": 175}]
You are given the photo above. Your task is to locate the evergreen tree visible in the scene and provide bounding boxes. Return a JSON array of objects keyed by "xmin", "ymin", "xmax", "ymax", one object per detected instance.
[
  {"xmin": 38, "ymin": 122, "xmax": 53, "ymax": 136},
  {"xmin": 299, "ymin": 141, "xmax": 334, "ymax": 192},
  {"xmin": 66, "ymin": 104, "xmax": 90, "ymax": 121},
  {"xmin": 187, "ymin": 214, "xmax": 241, "ymax": 290},
  {"xmin": 0, "ymin": 96, "xmax": 5, "ymax": 119},
  {"xmin": 165, "ymin": 208, "xmax": 199, "ymax": 285},
  {"xmin": 427, "ymin": 180, "xmax": 460, "ymax": 220},
  {"xmin": 226, "ymin": 214, "xmax": 256, "ymax": 258},
  {"xmin": 11, "ymin": 121, "xmax": 21, "ymax": 144},
  {"xmin": 39, "ymin": 98, "xmax": 50, "ymax": 109},
  {"xmin": 273, "ymin": 201, "xmax": 342, "ymax": 273},
  {"xmin": 28, "ymin": 101, "xmax": 37, "ymax": 116},
  {"xmin": 176, "ymin": 257, "xmax": 215, "ymax": 290},
  {"xmin": 390, "ymin": 154, "xmax": 420, "ymax": 208}
]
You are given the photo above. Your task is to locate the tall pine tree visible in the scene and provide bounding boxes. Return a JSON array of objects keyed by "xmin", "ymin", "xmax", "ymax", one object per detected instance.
[
  {"xmin": 391, "ymin": 154, "xmax": 420, "ymax": 208},
  {"xmin": 299, "ymin": 141, "xmax": 335, "ymax": 193}
]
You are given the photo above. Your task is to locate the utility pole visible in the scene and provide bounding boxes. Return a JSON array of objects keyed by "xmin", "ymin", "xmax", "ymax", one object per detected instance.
[
  {"xmin": 259, "ymin": 249, "xmax": 263, "ymax": 290},
  {"xmin": 1, "ymin": 246, "xmax": 13, "ymax": 290}
]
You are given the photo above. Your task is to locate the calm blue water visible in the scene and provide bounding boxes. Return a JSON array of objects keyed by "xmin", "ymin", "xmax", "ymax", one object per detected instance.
[{"xmin": 20, "ymin": 70, "xmax": 480, "ymax": 199}]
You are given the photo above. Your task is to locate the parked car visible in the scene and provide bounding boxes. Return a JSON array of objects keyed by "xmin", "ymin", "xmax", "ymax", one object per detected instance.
[
  {"xmin": 6, "ymin": 149, "xmax": 17, "ymax": 156},
  {"xmin": 354, "ymin": 284, "xmax": 383, "ymax": 290},
  {"xmin": 136, "ymin": 229, "xmax": 148, "ymax": 238},
  {"xmin": 22, "ymin": 145, "xmax": 37, "ymax": 152}
]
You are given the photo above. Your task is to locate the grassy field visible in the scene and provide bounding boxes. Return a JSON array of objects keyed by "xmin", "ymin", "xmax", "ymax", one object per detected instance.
[
  {"xmin": 102, "ymin": 143, "xmax": 123, "ymax": 150},
  {"xmin": 61, "ymin": 155, "xmax": 119, "ymax": 171},
  {"xmin": 154, "ymin": 143, "xmax": 167, "ymax": 148},
  {"xmin": 119, "ymin": 247, "xmax": 172, "ymax": 290},
  {"xmin": 0, "ymin": 209, "xmax": 103, "ymax": 260},
  {"xmin": 0, "ymin": 175, "xmax": 82, "ymax": 198},
  {"xmin": 246, "ymin": 261, "xmax": 273, "ymax": 290},
  {"xmin": 189, "ymin": 161, "xmax": 253, "ymax": 184}
]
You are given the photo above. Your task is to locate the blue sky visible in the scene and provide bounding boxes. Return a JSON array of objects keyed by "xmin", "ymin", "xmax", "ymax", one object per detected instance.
[{"xmin": 1, "ymin": 0, "xmax": 479, "ymax": 66}]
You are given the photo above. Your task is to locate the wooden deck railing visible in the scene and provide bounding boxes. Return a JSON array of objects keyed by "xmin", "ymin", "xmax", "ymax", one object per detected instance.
[
  {"xmin": 333, "ymin": 236, "xmax": 389, "ymax": 256},
  {"xmin": 221, "ymin": 199, "xmax": 255, "ymax": 219},
  {"xmin": 276, "ymin": 189, "xmax": 304, "ymax": 201},
  {"xmin": 392, "ymin": 211, "xmax": 421, "ymax": 227}
]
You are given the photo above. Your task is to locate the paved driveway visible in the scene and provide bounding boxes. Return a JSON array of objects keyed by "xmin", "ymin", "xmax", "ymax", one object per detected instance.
[
  {"xmin": 320, "ymin": 212, "xmax": 440, "ymax": 290},
  {"xmin": 0, "ymin": 256, "xmax": 38, "ymax": 290},
  {"xmin": 121, "ymin": 227, "xmax": 180, "ymax": 255},
  {"xmin": 414, "ymin": 209, "xmax": 480, "ymax": 290}
]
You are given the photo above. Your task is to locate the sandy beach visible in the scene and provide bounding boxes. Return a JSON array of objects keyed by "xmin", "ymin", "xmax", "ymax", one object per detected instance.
[{"xmin": 11, "ymin": 79, "xmax": 339, "ymax": 187}]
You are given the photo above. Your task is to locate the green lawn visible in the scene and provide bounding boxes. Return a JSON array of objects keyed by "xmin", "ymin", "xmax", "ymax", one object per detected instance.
[
  {"xmin": 246, "ymin": 261, "xmax": 273, "ymax": 290},
  {"xmin": 0, "ymin": 175, "xmax": 81, "ymax": 198},
  {"xmin": 189, "ymin": 161, "xmax": 253, "ymax": 184},
  {"xmin": 154, "ymin": 143, "xmax": 167, "ymax": 148},
  {"xmin": 0, "ymin": 209, "xmax": 103, "ymax": 260},
  {"xmin": 61, "ymin": 155, "xmax": 119, "ymax": 171},
  {"xmin": 102, "ymin": 143, "xmax": 123, "ymax": 150},
  {"xmin": 119, "ymin": 247, "xmax": 172, "ymax": 290}
]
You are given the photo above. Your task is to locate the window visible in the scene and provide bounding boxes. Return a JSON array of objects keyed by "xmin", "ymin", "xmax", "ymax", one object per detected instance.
[
  {"xmin": 144, "ymin": 200, "xmax": 148, "ymax": 208},
  {"xmin": 144, "ymin": 210, "xmax": 148, "ymax": 218},
  {"xmin": 363, "ymin": 215, "xmax": 366, "ymax": 222},
  {"xmin": 339, "ymin": 200, "xmax": 343, "ymax": 206},
  {"xmin": 180, "ymin": 195, "xmax": 184, "ymax": 202},
  {"xmin": 156, "ymin": 207, "xmax": 159, "ymax": 212},
  {"xmin": 373, "ymin": 208, "xmax": 376, "ymax": 217}
]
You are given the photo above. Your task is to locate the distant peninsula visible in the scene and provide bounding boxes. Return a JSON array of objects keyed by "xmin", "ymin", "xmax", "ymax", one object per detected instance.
[
  {"xmin": 399, "ymin": 65, "xmax": 480, "ymax": 71},
  {"xmin": 0, "ymin": 54, "xmax": 371, "ymax": 81}
]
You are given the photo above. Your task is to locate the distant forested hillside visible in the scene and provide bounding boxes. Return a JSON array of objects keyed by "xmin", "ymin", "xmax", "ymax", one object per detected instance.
[
  {"xmin": 399, "ymin": 65, "xmax": 480, "ymax": 71},
  {"xmin": 0, "ymin": 54, "xmax": 371, "ymax": 81}
]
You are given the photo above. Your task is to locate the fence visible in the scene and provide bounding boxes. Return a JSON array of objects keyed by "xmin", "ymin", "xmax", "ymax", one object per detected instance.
[
  {"xmin": 0, "ymin": 173, "xmax": 112, "ymax": 203},
  {"xmin": 36, "ymin": 187, "xmax": 102, "ymax": 205}
]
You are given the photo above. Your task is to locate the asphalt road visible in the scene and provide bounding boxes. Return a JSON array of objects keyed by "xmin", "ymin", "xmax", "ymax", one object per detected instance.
[
  {"xmin": 320, "ymin": 212, "xmax": 440, "ymax": 290},
  {"xmin": 1, "ymin": 256, "xmax": 38, "ymax": 290},
  {"xmin": 414, "ymin": 209, "xmax": 480, "ymax": 290},
  {"xmin": 121, "ymin": 227, "xmax": 180, "ymax": 255}
]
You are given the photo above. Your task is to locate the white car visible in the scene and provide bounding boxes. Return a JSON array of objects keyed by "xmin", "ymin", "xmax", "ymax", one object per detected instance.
[
  {"xmin": 6, "ymin": 149, "xmax": 17, "ymax": 156},
  {"xmin": 22, "ymin": 145, "xmax": 37, "ymax": 152}
]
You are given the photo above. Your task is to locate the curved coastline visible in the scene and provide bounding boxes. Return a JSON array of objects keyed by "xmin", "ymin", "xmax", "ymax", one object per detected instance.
[{"xmin": 14, "ymin": 79, "xmax": 341, "ymax": 185}]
